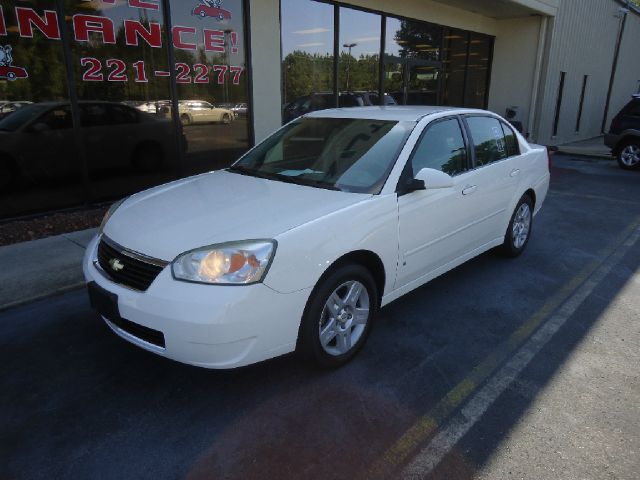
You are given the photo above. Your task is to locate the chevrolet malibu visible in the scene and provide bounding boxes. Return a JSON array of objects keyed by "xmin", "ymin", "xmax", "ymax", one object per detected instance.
[{"xmin": 84, "ymin": 106, "xmax": 550, "ymax": 369}]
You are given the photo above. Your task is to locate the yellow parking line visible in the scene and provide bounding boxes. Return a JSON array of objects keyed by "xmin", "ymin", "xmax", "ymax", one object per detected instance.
[{"xmin": 364, "ymin": 216, "xmax": 640, "ymax": 479}]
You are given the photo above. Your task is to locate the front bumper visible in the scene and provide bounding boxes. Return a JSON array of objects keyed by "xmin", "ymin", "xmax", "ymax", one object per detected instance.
[{"xmin": 83, "ymin": 235, "xmax": 311, "ymax": 368}]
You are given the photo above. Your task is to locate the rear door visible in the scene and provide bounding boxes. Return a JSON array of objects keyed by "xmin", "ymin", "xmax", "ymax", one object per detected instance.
[{"xmin": 461, "ymin": 115, "xmax": 521, "ymax": 245}]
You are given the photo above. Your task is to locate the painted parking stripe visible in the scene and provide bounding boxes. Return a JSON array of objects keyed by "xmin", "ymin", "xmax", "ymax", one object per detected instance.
[{"xmin": 364, "ymin": 216, "xmax": 640, "ymax": 479}]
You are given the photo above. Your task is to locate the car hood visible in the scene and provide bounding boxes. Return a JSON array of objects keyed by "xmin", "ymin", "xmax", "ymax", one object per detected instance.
[{"xmin": 103, "ymin": 170, "xmax": 370, "ymax": 261}]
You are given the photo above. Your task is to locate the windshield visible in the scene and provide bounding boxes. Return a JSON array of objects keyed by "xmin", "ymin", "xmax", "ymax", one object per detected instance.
[
  {"xmin": 229, "ymin": 117, "xmax": 415, "ymax": 193},
  {"xmin": 0, "ymin": 103, "xmax": 52, "ymax": 132}
]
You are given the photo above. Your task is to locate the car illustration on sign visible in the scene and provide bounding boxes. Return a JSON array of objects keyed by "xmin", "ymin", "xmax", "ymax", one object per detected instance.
[
  {"xmin": 85, "ymin": 106, "xmax": 550, "ymax": 370},
  {"xmin": 0, "ymin": 65, "xmax": 28, "ymax": 81},
  {"xmin": 192, "ymin": 4, "xmax": 232, "ymax": 20}
]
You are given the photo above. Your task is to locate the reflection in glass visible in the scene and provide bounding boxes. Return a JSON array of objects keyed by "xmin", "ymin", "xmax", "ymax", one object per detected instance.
[
  {"xmin": 281, "ymin": 0, "xmax": 334, "ymax": 122},
  {"xmin": 168, "ymin": 0, "xmax": 250, "ymax": 174},
  {"xmin": 441, "ymin": 28, "xmax": 467, "ymax": 107},
  {"xmin": 384, "ymin": 17, "xmax": 442, "ymax": 106},
  {"xmin": 464, "ymin": 33, "xmax": 492, "ymax": 108},
  {"xmin": 338, "ymin": 8, "xmax": 380, "ymax": 98},
  {"xmin": 0, "ymin": 0, "xmax": 83, "ymax": 218}
]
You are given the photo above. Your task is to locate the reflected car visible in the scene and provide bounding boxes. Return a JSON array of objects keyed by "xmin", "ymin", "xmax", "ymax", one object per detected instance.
[
  {"xmin": 0, "ymin": 101, "xmax": 32, "ymax": 120},
  {"xmin": 0, "ymin": 101, "xmax": 179, "ymax": 189},
  {"xmin": 85, "ymin": 106, "xmax": 550, "ymax": 369},
  {"xmin": 283, "ymin": 91, "xmax": 394, "ymax": 122},
  {"xmin": 162, "ymin": 100, "xmax": 234, "ymax": 126},
  {"xmin": 232, "ymin": 103, "xmax": 247, "ymax": 117},
  {"xmin": 0, "ymin": 66, "xmax": 28, "ymax": 81},
  {"xmin": 605, "ymin": 94, "xmax": 640, "ymax": 170}
]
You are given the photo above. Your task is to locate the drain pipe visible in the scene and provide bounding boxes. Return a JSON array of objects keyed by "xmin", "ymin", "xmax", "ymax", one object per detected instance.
[
  {"xmin": 601, "ymin": 5, "xmax": 628, "ymax": 133},
  {"xmin": 527, "ymin": 15, "xmax": 548, "ymax": 142}
]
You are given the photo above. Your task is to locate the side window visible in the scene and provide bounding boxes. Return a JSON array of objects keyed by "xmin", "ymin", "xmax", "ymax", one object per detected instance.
[
  {"xmin": 466, "ymin": 116, "xmax": 508, "ymax": 166},
  {"xmin": 501, "ymin": 122, "xmax": 520, "ymax": 157},
  {"xmin": 81, "ymin": 104, "xmax": 110, "ymax": 128},
  {"xmin": 107, "ymin": 105, "xmax": 138, "ymax": 125},
  {"xmin": 39, "ymin": 106, "xmax": 73, "ymax": 130},
  {"xmin": 411, "ymin": 117, "xmax": 468, "ymax": 176}
]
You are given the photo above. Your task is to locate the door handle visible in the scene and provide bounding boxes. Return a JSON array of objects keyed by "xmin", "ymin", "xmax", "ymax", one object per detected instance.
[
  {"xmin": 510, "ymin": 168, "xmax": 521, "ymax": 178},
  {"xmin": 462, "ymin": 185, "xmax": 477, "ymax": 195}
]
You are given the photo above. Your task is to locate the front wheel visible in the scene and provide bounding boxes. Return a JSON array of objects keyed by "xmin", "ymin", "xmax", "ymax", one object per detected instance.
[
  {"xmin": 617, "ymin": 140, "xmax": 640, "ymax": 170},
  {"xmin": 221, "ymin": 113, "xmax": 231, "ymax": 124},
  {"xmin": 500, "ymin": 194, "xmax": 533, "ymax": 257},
  {"xmin": 298, "ymin": 264, "xmax": 377, "ymax": 368}
]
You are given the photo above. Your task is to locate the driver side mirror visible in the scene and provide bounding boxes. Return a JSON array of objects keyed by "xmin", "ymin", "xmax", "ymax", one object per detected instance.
[
  {"xmin": 415, "ymin": 168, "xmax": 454, "ymax": 189},
  {"xmin": 403, "ymin": 167, "xmax": 454, "ymax": 194}
]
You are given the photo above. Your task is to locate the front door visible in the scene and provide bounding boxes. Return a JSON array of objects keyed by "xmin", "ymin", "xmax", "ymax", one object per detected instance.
[{"xmin": 396, "ymin": 116, "xmax": 479, "ymax": 288}]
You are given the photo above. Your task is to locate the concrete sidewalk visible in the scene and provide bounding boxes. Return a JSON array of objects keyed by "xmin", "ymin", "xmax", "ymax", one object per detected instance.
[
  {"xmin": 554, "ymin": 135, "xmax": 612, "ymax": 158},
  {"xmin": 0, "ymin": 228, "xmax": 96, "ymax": 311}
]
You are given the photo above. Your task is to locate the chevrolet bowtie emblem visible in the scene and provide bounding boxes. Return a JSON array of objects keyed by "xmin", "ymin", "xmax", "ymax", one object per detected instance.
[{"xmin": 109, "ymin": 258, "xmax": 125, "ymax": 272}]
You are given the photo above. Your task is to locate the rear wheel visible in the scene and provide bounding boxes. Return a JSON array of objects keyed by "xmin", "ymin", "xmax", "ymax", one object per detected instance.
[
  {"xmin": 298, "ymin": 264, "xmax": 377, "ymax": 368},
  {"xmin": 131, "ymin": 142, "xmax": 163, "ymax": 172},
  {"xmin": 500, "ymin": 194, "xmax": 533, "ymax": 257},
  {"xmin": 617, "ymin": 140, "xmax": 640, "ymax": 170},
  {"xmin": 0, "ymin": 157, "xmax": 18, "ymax": 190}
]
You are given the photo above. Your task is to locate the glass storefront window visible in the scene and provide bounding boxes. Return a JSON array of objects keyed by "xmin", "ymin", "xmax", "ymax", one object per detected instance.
[
  {"xmin": 281, "ymin": 0, "xmax": 334, "ymax": 123},
  {"xmin": 338, "ymin": 7, "xmax": 380, "ymax": 102},
  {"xmin": 168, "ymin": 0, "xmax": 250, "ymax": 175},
  {"xmin": 464, "ymin": 33, "xmax": 493, "ymax": 109},
  {"xmin": 383, "ymin": 17, "xmax": 442, "ymax": 106},
  {"xmin": 0, "ymin": 0, "xmax": 84, "ymax": 219},
  {"xmin": 63, "ymin": 0, "xmax": 179, "ymax": 203},
  {"xmin": 441, "ymin": 28, "xmax": 467, "ymax": 107}
]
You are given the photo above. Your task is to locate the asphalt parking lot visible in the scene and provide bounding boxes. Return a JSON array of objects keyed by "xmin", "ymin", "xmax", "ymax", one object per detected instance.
[{"xmin": 1, "ymin": 155, "xmax": 638, "ymax": 479}]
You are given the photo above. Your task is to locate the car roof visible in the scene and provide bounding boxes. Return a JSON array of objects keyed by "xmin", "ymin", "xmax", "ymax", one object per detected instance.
[{"xmin": 305, "ymin": 105, "xmax": 487, "ymax": 122}]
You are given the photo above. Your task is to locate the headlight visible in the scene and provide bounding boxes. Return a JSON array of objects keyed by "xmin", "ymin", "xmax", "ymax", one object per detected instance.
[
  {"xmin": 172, "ymin": 240, "xmax": 277, "ymax": 285},
  {"xmin": 99, "ymin": 198, "xmax": 126, "ymax": 233}
]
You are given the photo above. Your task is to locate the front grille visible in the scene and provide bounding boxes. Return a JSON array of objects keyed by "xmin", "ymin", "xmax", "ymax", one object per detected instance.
[
  {"xmin": 97, "ymin": 237, "xmax": 167, "ymax": 291},
  {"xmin": 108, "ymin": 315, "xmax": 166, "ymax": 348}
]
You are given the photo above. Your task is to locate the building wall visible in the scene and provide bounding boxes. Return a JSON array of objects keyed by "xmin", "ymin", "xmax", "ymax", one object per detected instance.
[
  {"xmin": 534, "ymin": 0, "xmax": 625, "ymax": 145},
  {"xmin": 249, "ymin": 0, "xmax": 282, "ymax": 143},
  {"xmin": 488, "ymin": 16, "xmax": 543, "ymax": 136}
]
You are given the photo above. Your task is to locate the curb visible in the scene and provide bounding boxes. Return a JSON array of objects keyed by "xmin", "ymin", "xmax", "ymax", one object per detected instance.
[{"xmin": 0, "ymin": 282, "xmax": 86, "ymax": 313}]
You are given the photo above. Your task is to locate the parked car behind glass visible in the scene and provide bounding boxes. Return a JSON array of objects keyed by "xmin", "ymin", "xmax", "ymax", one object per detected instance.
[
  {"xmin": 0, "ymin": 101, "xmax": 32, "ymax": 120},
  {"xmin": 605, "ymin": 94, "xmax": 640, "ymax": 170},
  {"xmin": 162, "ymin": 100, "xmax": 234, "ymax": 126},
  {"xmin": 0, "ymin": 101, "xmax": 178, "ymax": 190}
]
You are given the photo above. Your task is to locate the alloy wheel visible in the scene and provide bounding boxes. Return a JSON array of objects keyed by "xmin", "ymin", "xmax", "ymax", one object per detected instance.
[
  {"xmin": 318, "ymin": 280, "xmax": 370, "ymax": 356},
  {"xmin": 512, "ymin": 203, "xmax": 531, "ymax": 249},
  {"xmin": 620, "ymin": 144, "xmax": 640, "ymax": 167}
]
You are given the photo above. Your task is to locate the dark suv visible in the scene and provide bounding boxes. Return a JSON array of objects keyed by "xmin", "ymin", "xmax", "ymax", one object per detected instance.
[{"xmin": 605, "ymin": 94, "xmax": 640, "ymax": 170}]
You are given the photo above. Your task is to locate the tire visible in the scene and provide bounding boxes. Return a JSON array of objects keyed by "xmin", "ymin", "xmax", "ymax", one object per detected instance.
[
  {"xmin": 297, "ymin": 264, "xmax": 377, "ymax": 368},
  {"xmin": 221, "ymin": 113, "xmax": 231, "ymax": 125},
  {"xmin": 500, "ymin": 194, "xmax": 533, "ymax": 257},
  {"xmin": 0, "ymin": 157, "xmax": 18, "ymax": 190},
  {"xmin": 7, "ymin": 72, "xmax": 16, "ymax": 81},
  {"xmin": 616, "ymin": 139, "xmax": 640, "ymax": 170},
  {"xmin": 200, "ymin": 11, "xmax": 206, "ymax": 18},
  {"xmin": 131, "ymin": 142, "xmax": 163, "ymax": 172},
  {"xmin": 180, "ymin": 114, "xmax": 191, "ymax": 126}
]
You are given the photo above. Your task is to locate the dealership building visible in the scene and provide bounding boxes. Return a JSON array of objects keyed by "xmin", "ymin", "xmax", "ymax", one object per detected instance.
[{"xmin": 0, "ymin": 0, "xmax": 639, "ymax": 220}]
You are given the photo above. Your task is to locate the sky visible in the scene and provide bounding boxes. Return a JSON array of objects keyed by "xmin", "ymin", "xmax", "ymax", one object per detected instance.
[{"xmin": 281, "ymin": 0, "xmax": 403, "ymax": 58}]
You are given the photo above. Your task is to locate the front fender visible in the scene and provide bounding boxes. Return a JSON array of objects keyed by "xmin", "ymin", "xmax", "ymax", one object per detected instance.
[{"xmin": 264, "ymin": 195, "xmax": 399, "ymax": 295}]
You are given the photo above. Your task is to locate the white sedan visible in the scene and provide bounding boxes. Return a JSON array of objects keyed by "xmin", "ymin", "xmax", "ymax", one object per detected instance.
[{"xmin": 84, "ymin": 106, "xmax": 550, "ymax": 369}]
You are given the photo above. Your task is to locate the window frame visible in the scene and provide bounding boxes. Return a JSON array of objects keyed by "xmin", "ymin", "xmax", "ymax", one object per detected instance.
[
  {"xmin": 396, "ymin": 114, "xmax": 471, "ymax": 195},
  {"xmin": 461, "ymin": 114, "xmax": 514, "ymax": 170}
]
